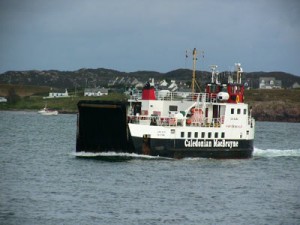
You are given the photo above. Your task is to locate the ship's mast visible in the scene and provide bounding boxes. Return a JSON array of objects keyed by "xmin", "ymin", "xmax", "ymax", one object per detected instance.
[
  {"xmin": 188, "ymin": 47, "xmax": 203, "ymax": 94},
  {"xmin": 191, "ymin": 48, "xmax": 197, "ymax": 94}
]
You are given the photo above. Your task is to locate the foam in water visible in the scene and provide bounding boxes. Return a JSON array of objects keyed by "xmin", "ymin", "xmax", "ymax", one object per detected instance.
[
  {"xmin": 73, "ymin": 151, "xmax": 172, "ymax": 160},
  {"xmin": 253, "ymin": 147, "xmax": 300, "ymax": 157},
  {"xmin": 72, "ymin": 148, "xmax": 300, "ymax": 160}
]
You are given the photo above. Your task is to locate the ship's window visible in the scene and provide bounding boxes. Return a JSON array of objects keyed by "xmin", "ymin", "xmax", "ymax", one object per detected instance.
[
  {"xmin": 231, "ymin": 108, "xmax": 234, "ymax": 114},
  {"xmin": 169, "ymin": 105, "xmax": 178, "ymax": 111},
  {"xmin": 208, "ymin": 132, "xmax": 212, "ymax": 138},
  {"xmin": 194, "ymin": 132, "xmax": 198, "ymax": 138},
  {"xmin": 201, "ymin": 132, "xmax": 205, "ymax": 138},
  {"xmin": 215, "ymin": 132, "xmax": 218, "ymax": 138},
  {"xmin": 211, "ymin": 84, "xmax": 217, "ymax": 93},
  {"xmin": 221, "ymin": 132, "xmax": 225, "ymax": 138},
  {"xmin": 221, "ymin": 85, "xmax": 227, "ymax": 92},
  {"xmin": 181, "ymin": 132, "xmax": 184, "ymax": 138},
  {"xmin": 188, "ymin": 132, "xmax": 191, "ymax": 138},
  {"xmin": 134, "ymin": 103, "xmax": 141, "ymax": 115},
  {"xmin": 237, "ymin": 109, "xmax": 241, "ymax": 114},
  {"xmin": 244, "ymin": 109, "xmax": 247, "ymax": 115},
  {"xmin": 247, "ymin": 130, "xmax": 249, "ymax": 135}
]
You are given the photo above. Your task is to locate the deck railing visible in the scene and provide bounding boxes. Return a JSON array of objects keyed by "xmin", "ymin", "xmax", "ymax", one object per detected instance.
[
  {"xmin": 128, "ymin": 115, "xmax": 224, "ymax": 128},
  {"xmin": 129, "ymin": 92, "xmax": 218, "ymax": 103}
]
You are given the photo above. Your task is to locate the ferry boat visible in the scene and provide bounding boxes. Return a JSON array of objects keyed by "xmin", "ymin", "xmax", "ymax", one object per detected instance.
[{"xmin": 127, "ymin": 49, "xmax": 255, "ymax": 159}]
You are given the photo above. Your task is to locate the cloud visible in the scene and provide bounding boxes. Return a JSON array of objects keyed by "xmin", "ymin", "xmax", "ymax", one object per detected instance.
[{"xmin": 0, "ymin": 0, "xmax": 299, "ymax": 75}]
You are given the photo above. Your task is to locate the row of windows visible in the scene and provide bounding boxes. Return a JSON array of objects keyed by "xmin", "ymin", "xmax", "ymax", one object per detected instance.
[
  {"xmin": 231, "ymin": 108, "xmax": 247, "ymax": 115},
  {"xmin": 181, "ymin": 131, "xmax": 225, "ymax": 139}
]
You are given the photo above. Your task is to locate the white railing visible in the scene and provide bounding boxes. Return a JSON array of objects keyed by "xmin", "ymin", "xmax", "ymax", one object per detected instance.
[
  {"xmin": 129, "ymin": 91, "xmax": 218, "ymax": 103},
  {"xmin": 128, "ymin": 115, "xmax": 224, "ymax": 128}
]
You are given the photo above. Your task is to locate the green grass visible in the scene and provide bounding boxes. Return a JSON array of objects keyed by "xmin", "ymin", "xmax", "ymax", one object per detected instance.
[
  {"xmin": 245, "ymin": 89, "xmax": 300, "ymax": 104},
  {"xmin": 0, "ymin": 93, "xmax": 128, "ymax": 112}
]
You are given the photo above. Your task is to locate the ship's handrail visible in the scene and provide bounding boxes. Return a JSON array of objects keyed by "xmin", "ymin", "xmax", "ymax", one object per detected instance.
[
  {"xmin": 128, "ymin": 114, "xmax": 224, "ymax": 128},
  {"xmin": 129, "ymin": 91, "xmax": 218, "ymax": 103}
]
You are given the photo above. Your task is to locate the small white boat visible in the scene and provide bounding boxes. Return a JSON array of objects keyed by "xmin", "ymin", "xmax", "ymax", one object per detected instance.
[{"xmin": 38, "ymin": 107, "xmax": 58, "ymax": 116}]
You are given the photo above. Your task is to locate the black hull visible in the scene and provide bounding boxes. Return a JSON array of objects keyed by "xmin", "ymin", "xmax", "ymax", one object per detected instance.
[{"xmin": 132, "ymin": 137, "xmax": 254, "ymax": 159}]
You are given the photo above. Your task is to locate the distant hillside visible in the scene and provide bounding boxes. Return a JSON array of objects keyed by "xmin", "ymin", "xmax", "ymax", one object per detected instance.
[{"xmin": 0, "ymin": 68, "xmax": 299, "ymax": 89}]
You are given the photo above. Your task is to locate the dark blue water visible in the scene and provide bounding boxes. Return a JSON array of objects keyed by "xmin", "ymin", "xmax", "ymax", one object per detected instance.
[{"xmin": 0, "ymin": 111, "xmax": 300, "ymax": 225}]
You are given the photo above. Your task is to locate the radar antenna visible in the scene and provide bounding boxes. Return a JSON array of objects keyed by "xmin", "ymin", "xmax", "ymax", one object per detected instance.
[
  {"xmin": 210, "ymin": 65, "xmax": 219, "ymax": 84},
  {"xmin": 235, "ymin": 63, "xmax": 243, "ymax": 84}
]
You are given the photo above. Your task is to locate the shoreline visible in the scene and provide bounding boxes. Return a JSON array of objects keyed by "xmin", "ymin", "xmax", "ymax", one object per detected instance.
[
  {"xmin": 1, "ymin": 109, "xmax": 299, "ymax": 123},
  {"xmin": 1, "ymin": 89, "xmax": 299, "ymax": 122}
]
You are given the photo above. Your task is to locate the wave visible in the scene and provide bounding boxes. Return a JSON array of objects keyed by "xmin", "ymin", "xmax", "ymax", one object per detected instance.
[
  {"xmin": 253, "ymin": 147, "xmax": 300, "ymax": 157},
  {"xmin": 73, "ymin": 151, "xmax": 171, "ymax": 160},
  {"xmin": 72, "ymin": 148, "xmax": 300, "ymax": 161}
]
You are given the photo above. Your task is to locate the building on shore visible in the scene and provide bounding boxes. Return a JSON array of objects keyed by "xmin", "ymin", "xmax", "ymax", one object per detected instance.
[
  {"xmin": 43, "ymin": 89, "xmax": 70, "ymax": 99},
  {"xmin": 292, "ymin": 82, "xmax": 300, "ymax": 89},
  {"xmin": 259, "ymin": 77, "xmax": 282, "ymax": 89},
  {"xmin": 84, "ymin": 87, "xmax": 108, "ymax": 96},
  {"xmin": 0, "ymin": 97, "xmax": 7, "ymax": 103}
]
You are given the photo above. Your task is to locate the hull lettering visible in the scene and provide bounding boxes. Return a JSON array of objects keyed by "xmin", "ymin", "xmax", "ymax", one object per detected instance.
[{"xmin": 184, "ymin": 139, "xmax": 239, "ymax": 148}]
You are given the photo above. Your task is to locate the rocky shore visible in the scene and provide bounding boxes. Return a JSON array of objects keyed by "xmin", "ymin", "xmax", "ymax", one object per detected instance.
[
  {"xmin": 251, "ymin": 101, "xmax": 300, "ymax": 122},
  {"xmin": 245, "ymin": 89, "xmax": 300, "ymax": 123}
]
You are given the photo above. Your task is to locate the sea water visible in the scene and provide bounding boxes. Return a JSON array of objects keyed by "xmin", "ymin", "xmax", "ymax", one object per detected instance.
[{"xmin": 0, "ymin": 111, "xmax": 299, "ymax": 225}]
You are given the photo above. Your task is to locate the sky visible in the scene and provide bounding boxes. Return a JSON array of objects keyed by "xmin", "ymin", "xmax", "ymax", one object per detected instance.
[{"xmin": 0, "ymin": 0, "xmax": 299, "ymax": 75}]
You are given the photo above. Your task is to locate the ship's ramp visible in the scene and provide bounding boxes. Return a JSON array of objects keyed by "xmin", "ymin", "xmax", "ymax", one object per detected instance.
[{"xmin": 76, "ymin": 100, "xmax": 133, "ymax": 153}]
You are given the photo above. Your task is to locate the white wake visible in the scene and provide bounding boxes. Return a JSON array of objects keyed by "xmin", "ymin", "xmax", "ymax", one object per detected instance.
[
  {"xmin": 72, "ymin": 148, "xmax": 300, "ymax": 160},
  {"xmin": 253, "ymin": 147, "xmax": 300, "ymax": 157},
  {"xmin": 73, "ymin": 151, "xmax": 170, "ymax": 160}
]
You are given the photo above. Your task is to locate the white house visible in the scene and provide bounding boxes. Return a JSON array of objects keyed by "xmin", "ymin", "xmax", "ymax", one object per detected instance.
[
  {"xmin": 0, "ymin": 97, "xmax": 7, "ymax": 103},
  {"xmin": 43, "ymin": 89, "xmax": 70, "ymax": 99},
  {"xmin": 259, "ymin": 77, "xmax": 282, "ymax": 89},
  {"xmin": 159, "ymin": 79, "xmax": 168, "ymax": 87},
  {"xmin": 292, "ymin": 82, "xmax": 300, "ymax": 89},
  {"xmin": 168, "ymin": 80, "xmax": 178, "ymax": 92},
  {"xmin": 84, "ymin": 87, "xmax": 108, "ymax": 96}
]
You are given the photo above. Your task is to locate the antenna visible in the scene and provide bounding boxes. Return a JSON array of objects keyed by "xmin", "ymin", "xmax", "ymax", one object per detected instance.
[
  {"xmin": 210, "ymin": 65, "xmax": 219, "ymax": 83},
  {"xmin": 235, "ymin": 63, "xmax": 243, "ymax": 84},
  {"xmin": 185, "ymin": 50, "xmax": 188, "ymax": 69},
  {"xmin": 192, "ymin": 48, "xmax": 197, "ymax": 94}
]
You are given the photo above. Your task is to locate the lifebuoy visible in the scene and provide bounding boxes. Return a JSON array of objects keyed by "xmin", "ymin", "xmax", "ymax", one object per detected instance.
[
  {"xmin": 191, "ymin": 108, "xmax": 195, "ymax": 114},
  {"xmin": 195, "ymin": 108, "xmax": 203, "ymax": 114}
]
